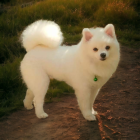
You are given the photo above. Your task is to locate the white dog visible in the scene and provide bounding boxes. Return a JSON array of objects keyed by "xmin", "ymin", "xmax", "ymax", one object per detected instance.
[{"xmin": 20, "ymin": 20, "xmax": 120, "ymax": 121}]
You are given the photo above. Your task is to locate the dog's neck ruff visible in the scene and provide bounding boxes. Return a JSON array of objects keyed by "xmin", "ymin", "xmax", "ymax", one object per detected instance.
[{"xmin": 94, "ymin": 76, "xmax": 98, "ymax": 81}]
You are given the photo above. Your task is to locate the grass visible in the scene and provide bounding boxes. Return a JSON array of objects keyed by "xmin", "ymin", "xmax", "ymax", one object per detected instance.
[
  {"xmin": 1, "ymin": 0, "xmax": 41, "ymax": 5},
  {"xmin": 0, "ymin": 0, "xmax": 140, "ymax": 117},
  {"xmin": 0, "ymin": 57, "xmax": 25, "ymax": 117}
]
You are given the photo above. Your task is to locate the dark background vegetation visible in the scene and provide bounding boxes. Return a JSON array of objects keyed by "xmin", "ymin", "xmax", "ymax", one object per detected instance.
[{"xmin": 0, "ymin": 0, "xmax": 140, "ymax": 117}]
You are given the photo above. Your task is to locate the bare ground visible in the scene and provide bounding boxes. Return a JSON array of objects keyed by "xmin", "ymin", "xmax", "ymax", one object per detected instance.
[{"xmin": 0, "ymin": 46, "xmax": 140, "ymax": 140}]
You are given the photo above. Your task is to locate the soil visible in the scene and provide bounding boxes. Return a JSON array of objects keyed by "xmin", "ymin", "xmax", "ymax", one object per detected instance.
[{"xmin": 0, "ymin": 46, "xmax": 140, "ymax": 140}]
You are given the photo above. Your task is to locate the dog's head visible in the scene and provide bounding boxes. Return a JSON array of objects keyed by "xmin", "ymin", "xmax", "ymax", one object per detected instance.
[{"xmin": 81, "ymin": 24, "xmax": 120, "ymax": 62}]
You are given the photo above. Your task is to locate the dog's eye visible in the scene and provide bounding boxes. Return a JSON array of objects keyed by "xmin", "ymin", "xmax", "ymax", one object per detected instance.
[
  {"xmin": 93, "ymin": 48, "xmax": 98, "ymax": 51},
  {"xmin": 106, "ymin": 46, "xmax": 110, "ymax": 50}
]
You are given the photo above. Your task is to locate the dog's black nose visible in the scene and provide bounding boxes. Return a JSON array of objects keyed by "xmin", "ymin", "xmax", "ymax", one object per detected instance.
[{"xmin": 100, "ymin": 53, "xmax": 106, "ymax": 58}]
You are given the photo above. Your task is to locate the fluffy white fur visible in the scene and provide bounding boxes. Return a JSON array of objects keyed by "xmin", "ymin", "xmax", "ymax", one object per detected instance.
[
  {"xmin": 20, "ymin": 20, "xmax": 120, "ymax": 121},
  {"xmin": 21, "ymin": 20, "xmax": 63, "ymax": 52}
]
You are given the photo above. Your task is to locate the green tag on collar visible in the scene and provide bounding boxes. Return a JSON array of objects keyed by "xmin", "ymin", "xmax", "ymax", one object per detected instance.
[{"xmin": 94, "ymin": 76, "xmax": 98, "ymax": 81}]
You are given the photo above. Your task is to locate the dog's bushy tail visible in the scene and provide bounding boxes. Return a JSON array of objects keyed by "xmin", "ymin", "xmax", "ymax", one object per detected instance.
[{"xmin": 21, "ymin": 20, "xmax": 63, "ymax": 52}]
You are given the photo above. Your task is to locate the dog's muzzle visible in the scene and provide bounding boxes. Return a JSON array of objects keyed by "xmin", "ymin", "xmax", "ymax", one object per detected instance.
[{"xmin": 100, "ymin": 53, "xmax": 106, "ymax": 61}]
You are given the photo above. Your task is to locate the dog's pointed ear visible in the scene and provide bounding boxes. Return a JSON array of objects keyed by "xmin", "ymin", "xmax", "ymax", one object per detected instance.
[
  {"xmin": 104, "ymin": 24, "xmax": 116, "ymax": 38},
  {"xmin": 82, "ymin": 28, "xmax": 93, "ymax": 41}
]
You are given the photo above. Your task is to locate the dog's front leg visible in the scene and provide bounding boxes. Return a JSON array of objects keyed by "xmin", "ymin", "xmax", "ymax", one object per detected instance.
[
  {"xmin": 75, "ymin": 88, "xmax": 96, "ymax": 121},
  {"xmin": 90, "ymin": 88, "xmax": 100, "ymax": 115}
]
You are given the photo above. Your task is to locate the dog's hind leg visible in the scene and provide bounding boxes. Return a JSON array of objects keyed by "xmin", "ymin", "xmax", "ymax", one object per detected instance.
[
  {"xmin": 33, "ymin": 75, "xmax": 50, "ymax": 119},
  {"xmin": 21, "ymin": 64, "xmax": 50, "ymax": 119},
  {"xmin": 23, "ymin": 89, "xmax": 34, "ymax": 110}
]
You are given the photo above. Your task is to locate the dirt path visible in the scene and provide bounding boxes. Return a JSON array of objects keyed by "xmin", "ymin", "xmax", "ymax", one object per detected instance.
[
  {"xmin": 94, "ymin": 46, "xmax": 140, "ymax": 140},
  {"xmin": 0, "ymin": 96, "xmax": 101, "ymax": 140},
  {"xmin": 0, "ymin": 46, "xmax": 140, "ymax": 140}
]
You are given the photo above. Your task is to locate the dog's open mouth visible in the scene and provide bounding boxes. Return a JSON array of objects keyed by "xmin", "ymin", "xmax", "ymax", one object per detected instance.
[{"xmin": 100, "ymin": 58, "xmax": 106, "ymax": 61}]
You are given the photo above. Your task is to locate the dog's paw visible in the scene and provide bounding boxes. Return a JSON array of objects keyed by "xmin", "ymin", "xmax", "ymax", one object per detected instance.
[
  {"xmin": 23, "ymin": 100, "xmax": 34, "ymax": 110},
  {"xmin": 25, "ymin": 104, "xmax": 34, "ymax": 110},
  {"xmin": 85, "ymin": 114, "xmax": 96, "ymax": 121},
  {"xmin": 92, "ymin": 109, "xmax": 98, "ymax": 115},
  {"xmin": 36, "ymin": 112, "xmax": 48, "ymax": 119}
]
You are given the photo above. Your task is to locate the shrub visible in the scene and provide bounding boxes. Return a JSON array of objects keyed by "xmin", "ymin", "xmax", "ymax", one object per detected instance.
[{"xmin": 94, "ymin": 0, "xmax": 138, "ymax": 27}]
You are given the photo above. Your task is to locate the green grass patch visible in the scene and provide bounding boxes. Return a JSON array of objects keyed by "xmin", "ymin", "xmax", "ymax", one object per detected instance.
[
  {"xmin": 0, "ymin": 0, "xmax": 140, "ymax": 117},
  {"xmin": 46, "ymin": 80, "xmax": 74, "ymax": 102},
  {"xmin": 0, "ymin": 56, "xmax": 25, "ymax": 117}
]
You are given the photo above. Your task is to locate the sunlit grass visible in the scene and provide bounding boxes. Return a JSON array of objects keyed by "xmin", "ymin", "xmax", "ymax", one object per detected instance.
[{"xmin": 95, "ymin": 0, "xmax": 138, "ymax": 26}]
